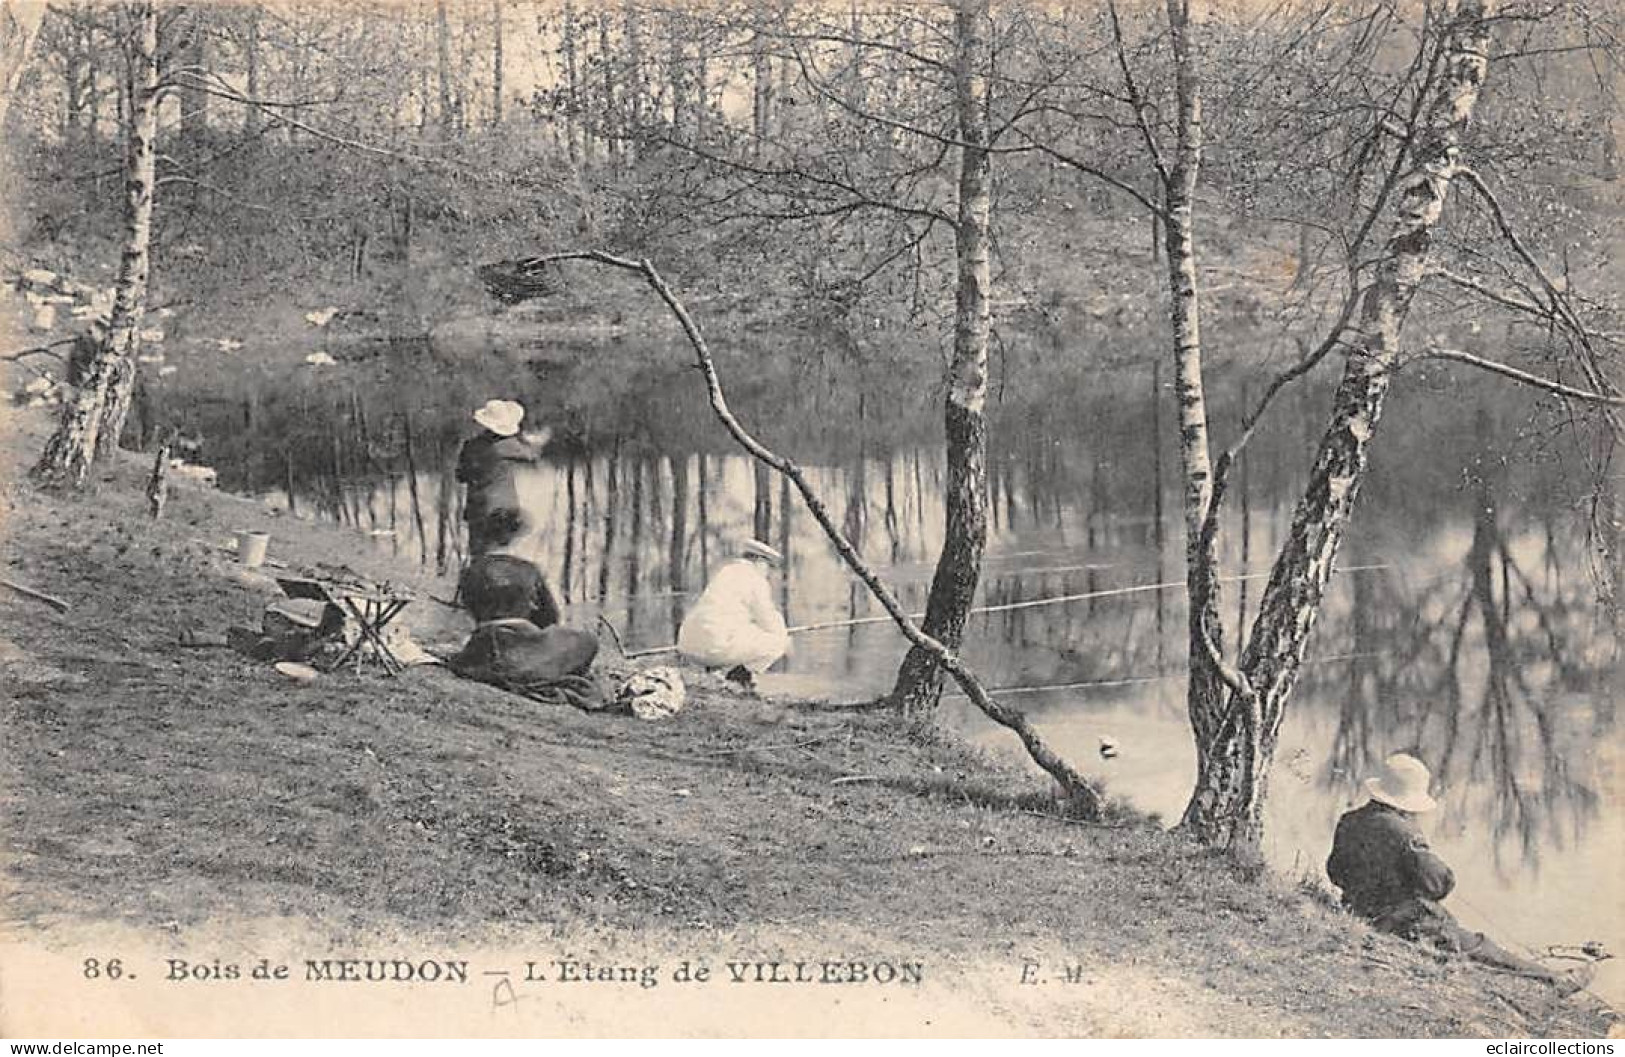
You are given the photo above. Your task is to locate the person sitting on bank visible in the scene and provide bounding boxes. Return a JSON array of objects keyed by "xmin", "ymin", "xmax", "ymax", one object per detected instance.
[
  {"xmin": 1327, "ymin": 753, "xmax": 1588, "ymax": 991},
  {"xmin": 676, "ymin": 539, "xmax": 789, "ymax": 690},
  {"xmin": 456, "ymin": 399, "xmax": 544, "ymax": 557},
  {"xmin": 448, "ymin": 515, "xmax": 600, "ymax": 707}
]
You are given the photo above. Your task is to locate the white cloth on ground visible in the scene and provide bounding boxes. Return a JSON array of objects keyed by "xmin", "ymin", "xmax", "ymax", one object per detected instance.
[
  {"xmin": 616, "ymin": 667, "xmax": 687, "ymax": 720},
  {"xmin": 677, "ymin": 559, "xmax": 789, "ymax": 674}
]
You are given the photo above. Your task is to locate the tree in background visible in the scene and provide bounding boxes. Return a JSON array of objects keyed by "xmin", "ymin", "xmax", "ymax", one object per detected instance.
[
  {"xmin": 885, "ymin": 0, "xmax": 996, "ymax": 716},
  {"xmin": 31, "ymin": 0, "xmax": 159, "ymax": 488},
  {"xmin": 5, "ymin": 0, "xmax": 1620, "ymax": 846},
  {"xmin": 1094, "ymin": 0, "xmax": 1621, "ymax": 854},
  {"xmin": 990, "ymin": 0, "xmax": 1620, "ymax": 854},
  {"xmin": 0, "ymin": 0, "xmax": 45, "ymax": 130}
]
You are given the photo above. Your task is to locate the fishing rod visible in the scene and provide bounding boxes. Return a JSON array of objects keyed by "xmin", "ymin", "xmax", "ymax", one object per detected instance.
[{"xmin": 621, "ymin": 562, "xmax": 1395, "ymax": 659}]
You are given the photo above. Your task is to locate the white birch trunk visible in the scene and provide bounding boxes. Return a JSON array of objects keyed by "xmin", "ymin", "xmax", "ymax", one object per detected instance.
[
  {"xmin": 1181, "ymin": 0, "xmax": 1496, "ymax": 851},
  {"xmin": 33, "ymin": 0, "xmax": 158, "ymax": 486},
  {"xmin": 889, "ymin": 0, "xmax": 992, "ymax": 715}
]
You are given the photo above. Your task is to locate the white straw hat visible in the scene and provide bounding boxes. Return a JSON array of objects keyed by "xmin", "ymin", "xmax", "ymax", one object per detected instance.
[
  {"xmin": 1365, "ymin": 753, "xmax": 1438, "ymax": 813},
  {"xmin": 740, "ymin": 539, "xmax": 782, "ymax": 566},
  {"xmin": 473, "ymin": 399, "xmax": 525, "ymax": 437}
]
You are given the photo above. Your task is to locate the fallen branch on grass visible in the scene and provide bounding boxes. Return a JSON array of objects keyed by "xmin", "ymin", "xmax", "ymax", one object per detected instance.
[
  {"xmin": 1358, "ymin": 952, "xmax": 1408, "ymax": 972},
  {"xmin": 786, "ymin": 698, "xmax": 894, "ymax": 713},
  {"xmin": 839, "ymin": 847, "xmax": 1085, "ymax": 863},
  {"xmin": 1014, "ymin": 808, "xmax": 1127, "ymax": 828},
  {"xmin": 531, "ymin": 249, "xmax": 1104, "ymax": 818},
  {"xmin": 699, "ymin": 733, "xmax": 841, "ymax": 758},
  {"xmin": 0, "ymin": 577, "xmax": 70, "ymax": 612},
  {"xmin": 0, "ymin": 337, "xmax": 74, "ymax": 363}
]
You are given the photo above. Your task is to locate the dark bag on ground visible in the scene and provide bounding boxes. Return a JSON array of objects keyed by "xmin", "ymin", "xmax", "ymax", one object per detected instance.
[
  {"xmin": 448, "ymin": 619, "xmax": 602, "ymax": 709},
  {"xmin": 228, "ymin": 598, "xmax": 345, "ymax": 663}
]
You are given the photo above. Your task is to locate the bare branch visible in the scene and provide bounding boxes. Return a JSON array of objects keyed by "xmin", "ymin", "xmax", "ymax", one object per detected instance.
[
  {"xmin": 638, "ymin": 129, "xmax": 956, "ymax": 227},
  {"xmin": 1011, "ymin": 128, "xmax": 1163, "ymax": 217},
  {"xmin": 1417, "ymin": 347, "xmax": 1625, "ymax": 407},
  {"xmin": 1198, "ymin": 605, "xmax": 1252, "ymax": 697},
  {"xmin": 854, "ymin": 218, "xmax": 945, "ymax": 288},
  {"xmin": 1218, "ymin": 286, "xmax": 1365, "ymax": 478},
  {"xmin": 1188, "ymin": 470, "xmax": 1262, "ymax": 752},
  {"xmin": 167, "ymin": 71, "xmax": 458, "ymax": 170},
  {"xmin": 989, "ymin": 58, "xmax": 1077, "ymax": 144},
  {"xmin": 1429, "ymin": 267, "xmax": 1548, "ymax": 317},
  {"xmin": 1344, "ymin": 26, "xmax": 1447, "ymax": 267},
  {"xmin": 1107, "ymin": 0, "xmax": 1170, "ymax": 190},
  {"xmin": 529, "ymin": 250, "xmax": 1105, "ymax": 814},
  {"xmin": 1, "ymin": 337, "xmax": 75, "ymax": 364},
  {"xmin": 1457, "ymin": 169, "xmax": 1606, "ymax": 352},
  {"xmin": 1456, "ymin": 167, "xmax": 1622, "ymax": 421},
  {"xmin": 786, "ymin": 41, "xmax": 964, "ymax": 149},
  {"xmin": 160, "ymin": 71, "xmax": 340, "ymax": 110},
  {"xmin": 776, "ymin": 28, "xmax": 954, "ymax": 77}
]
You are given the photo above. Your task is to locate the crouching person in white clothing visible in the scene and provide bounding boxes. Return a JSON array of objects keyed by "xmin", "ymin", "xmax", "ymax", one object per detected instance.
[{"xmin": 677, "ymin": 539, "xmax": 789, "ymax": 689}]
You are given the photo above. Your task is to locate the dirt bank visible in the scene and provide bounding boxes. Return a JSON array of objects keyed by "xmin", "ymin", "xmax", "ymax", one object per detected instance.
[{"xmin": 0, "ymin": 389, "xmax": 1617, "ymax": 1039}]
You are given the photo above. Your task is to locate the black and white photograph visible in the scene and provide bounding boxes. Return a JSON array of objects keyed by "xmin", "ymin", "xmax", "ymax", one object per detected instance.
[{"xmin": 0, "ymin": 0, "xmax": 1620, "ymax": 1040}]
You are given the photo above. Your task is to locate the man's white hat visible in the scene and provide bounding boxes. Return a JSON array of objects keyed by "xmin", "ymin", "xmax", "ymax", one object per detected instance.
[
  {"xmin": 1365, "ymin": 753, "xmax": 1438, "ymax": 813},
  {"xmin": 473, "ymin": 399, "xmax": 525, "ymax": 438},
  {"xmin": 740, "ymin": 539, "xmax": 782, "ymax": 566}
]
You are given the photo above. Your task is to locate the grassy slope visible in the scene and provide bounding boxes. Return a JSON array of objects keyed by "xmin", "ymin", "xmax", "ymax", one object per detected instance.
[{"xmin": 0, "ymin": 393, "xmax": 1617, "ymax": 1038}]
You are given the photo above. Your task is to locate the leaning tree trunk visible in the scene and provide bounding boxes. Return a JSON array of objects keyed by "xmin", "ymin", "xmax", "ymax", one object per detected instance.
[
  {"xmin": 95, "ymin": 352, "xmax": 141, "ymax": 462},
  {"xmin": 32, "ymin": 0, "xmax": 159, "ymax": 489},
  {"xmin": 888, "ymin": 0, "xmax": 992, "ymax": 716},
  {"xmin": 1156, "ymin": 0, "xmax": 1234, "ymax": 833},
  {"xmin": 1180, "ymin": 0, "xmax": 1495, "ymax": 853}
]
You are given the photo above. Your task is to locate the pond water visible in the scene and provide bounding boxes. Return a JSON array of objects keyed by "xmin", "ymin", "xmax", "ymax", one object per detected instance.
[{"xmin": 168, "ymin": 332, "xmax": 1622, "ymax": 1003}]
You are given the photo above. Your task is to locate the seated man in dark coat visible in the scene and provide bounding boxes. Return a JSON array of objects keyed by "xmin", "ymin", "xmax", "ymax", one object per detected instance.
[
  {"xmin": 1328, "ymin": 754, "xmax": 1581, "ymax": 989},
  {"xmin": 448, "ymin": 517, "xmax": 599, "ymax": 706},
  {"xmin": 456, "ymin": 399, "xmax": 542, "ymax": 557}
]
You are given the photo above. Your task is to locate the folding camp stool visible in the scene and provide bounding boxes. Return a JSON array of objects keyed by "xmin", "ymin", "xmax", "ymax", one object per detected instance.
[{"xmin": 277, "ymin": 576, "xmax": 415, "ymax": 676}]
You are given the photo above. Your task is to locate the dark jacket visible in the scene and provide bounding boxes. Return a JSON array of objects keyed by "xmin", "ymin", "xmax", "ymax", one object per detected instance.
[
  {"xmin": 449, "ymin": 555, "xmax": 597, "ymax": 697},
  {"xmin": 1327, "ymin": 800, "xmax": 1456, "ymax": 929},
  {"xmin": 448, "ymin": 619, "xmax": 598, "ymax": 690},
  {"xmin": 458, "ymin": 554, "xmax": 561, "ymax": 630},
  {"xmin": 455, "ymin": 432, "xmax": 538, "ymax": 548}
]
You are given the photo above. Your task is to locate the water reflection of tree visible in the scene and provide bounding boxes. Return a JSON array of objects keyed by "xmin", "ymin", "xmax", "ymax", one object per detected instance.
[
  {"xmin": 1316, "ymin": 461, "xmax": 1607, "ymax": 872},
  {"xmin": 560, "ymin": 460, "xmax": 579, "ymax": 601},
  {"xmin": 669, "ymin": 454, "xmax": 690, "ymax": 640},
  {"xmin": 598, "ymin": 438, "xmax": 621, "ymax": 606},
  {"xmin": 1430, "ymin": 474, "xmax": 1602, "ymax": 872},
  {"xmin": 182, "ymin": 362, "xmax": 1613, "ymax": 748}
]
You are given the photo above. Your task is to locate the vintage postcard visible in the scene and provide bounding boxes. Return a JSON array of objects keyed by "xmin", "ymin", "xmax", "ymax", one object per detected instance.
[{"xmin": 1, "ymin": 0, "xmax": 1620, "ymax": 1039}]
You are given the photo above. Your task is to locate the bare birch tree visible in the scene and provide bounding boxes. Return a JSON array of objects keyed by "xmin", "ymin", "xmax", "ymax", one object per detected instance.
[
  {"xmin": 0, "ymin": 0, "xmax": 44, "ymax": 135},
  {"xmin": 1171, "ymin": 0, "xmax": 1619, "ymax": 854},
  {"xmin": 1028, "ymin": 0, "xmax": 1621, "ymax": 854},
  {"xmin": 888, "ymin": 0, "xmax": 995, "ymax": 716},
  {"xmin": 32, "ymin": 0, "xmax": 159, "ymax": 488}
]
